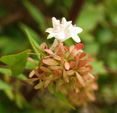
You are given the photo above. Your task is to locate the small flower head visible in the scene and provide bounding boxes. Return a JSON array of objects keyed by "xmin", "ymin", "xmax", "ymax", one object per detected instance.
[
  {"xmin": 26, "ymin": 17, "xmax": 98, "ymax": 107},
  {"xmin": 46, "ymin": 17, "xmax": 83, "ymax": 47}
]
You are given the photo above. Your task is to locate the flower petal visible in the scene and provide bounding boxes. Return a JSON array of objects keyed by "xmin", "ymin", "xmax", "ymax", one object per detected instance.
[
  {"xmin": 27, "ymin": 57, "xmax": 38, "ymax": 66},
  {"xmin": 69, "ymin": 61, "xmax": 75, "ymax": 68},
  {"xmin": 75, "ymin": 43, "xmax": 84, "ymax": 50},
  {"xmin": 51, "ymin": 39, "xmax": 58, "ymax": 47},
  {"xmin": 26, "ymin": 78, "xmax": 39, "ymax": 82},
  {"xmin": 76, "ymin": 72, "xmax": 85, "ymax": 87},
  {"xmin": 66, "ymin": 70, "xmax": 75, "ymax": 76},
  {"xmin": 42, "ymin": 58, "xmax": 59, "ymax": 65},
  {"xmin": 29, "ymin": 69, "xmax": 35, "ymax": 78},
  {"xmin": 79, "ymin": 53, "xmax": 86, "ymax": 59},
  {"xmin": 47, "ymin": 33, "xmax": 55, "ymax": 39},
  {"xmin": 45, "ymin": 49, "xmax": 54, "ymax": 55},
  {"xmin": 75, "ymin": 27, "xmax": 83, "ymax": 34},
  {"xmin": 71, "ymin": 33, "xmax": 81, "ymax": 43},
  {"xmin": 45, "ymin": 28, "xmax": 53, "ymax": 33},
  {"xmin": 61, "ymin": 17, "xmax": 67, "ymax": 24},
  {"xmin": 52, "ymin": 17, "xmax": 60, "ymax": 32},
  {"xmin": 65, "ymin": 61, "xmax": 70, "ymax": 70},
  {"xmin": 34, "ymin": 81, "xmax": 44, "ymax": 89},
  {"xmin": 55, "ymin": 32, "xmax": 65, "ymax": 40},
  {"xmin": 44, "ymin": 80, "xmax": 50, "ymax": 88},
  {"xmin": 40, "ymin": 66, "xmax": 52, "ymax": 73}
]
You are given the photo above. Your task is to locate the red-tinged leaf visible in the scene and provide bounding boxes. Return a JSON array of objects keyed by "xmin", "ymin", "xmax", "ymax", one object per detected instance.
[
  {"xmin": 66, "ymin": 70, "xmax": 75, "ymax": 76},
  {"xmin": 26, "ymin": 78, "xmax": 39, "ymax": 82},
  {"xmin": 85, "ymin": 65, "xmax": 93, "ymax": 70},
  {"xmin": 42, "ymin": 58, "xmax": 59, "ymax": 65},
  {"xmin": 87, "ymin": 73, "xmax": 94, "ymax": 79},
  {"xmin": 90, "ymin": 82, "xmax": 98, "ymax": 90},
  {"xmin": 68, "ymin": 49, "xmax": 83, "ymax": 60},
  {"xmin": 86, "ymin": 91, "xmax": 95, "ymax": 101},
  {"xmin": 29, "ymin": 69, "xmax": 35, "ymax": 78},
  {"xmin": 61, "ymin": 56, "xmax": 64, "ymax": 67},
  {"xmin": 39, "ymin": 43, "xmax": 48, "ymax": 52},
  {"xmin": 40, "ymin": 66, "xmax": 52, "ymax": 73},
  {"xmin": 63, "ymin": 70, "xmax": 69, "ymax": 83},
  {"xmin": 69, "ymin": 61, "xmax": 75, "ymax": 68},
  {"xmin": 74, "ymin": 85, "xmax": 80, "ymax": 93},
  {"xmin": 75, "ymin": 43, "xmax": 84, "ymax": 50},
  {"xmin": 60, "ymin": 43, "xmax": 66, "ymax": 57},
  {"xmin": 41, "ymin": 72, "xmax": 46, "ymax": 77},
  {"xmin": 27, "ymin": 57, "xmax": 38, "ymax": 66},
  {"xmin": 32, "ymin": 41, "xmax": 46, "ymax": 57},
  {"xmin": 53, "ymin": 55, "xmax": 61, "ymax": 61},
  {"xmin": 69, "ymin": 45, "xmax": 75, "ymax": 52},
  {"xmin": 34, "ymin": 68, "xmax": 41, "ymax": 78},
  {"xmin": 79, "ymin": 53, "xmax": 86, "ymax": 59},
  {"xmin": 76, "ymin": 72, "xmax": 85, "ymax": 87},
  {"xmin": 49, "ymin": 66, "xmax": 62, "ymax": 70},
  {"xmin": 44, "ymin": 49, "xmax": 54, "ymax": 55},
  {"xmin": 65, "ymin": 61, "xmax": 70, "ymax": 70},
  {"xmin": 44, "ymin": 80, "xmax": 50, "ymax": 88},
  {"xmin": 78, "ymin": 59, "xmax": 88, "ymax": 68},
  {"xmin": 54, "ymin": 70, "xmax": 62, "ymax": 76},
  {"xmin": 75, "ymin": 55, "xmax": 79, "ymax": 68},
  {"xmin": 34, "ymin": 81, "xmax": 44, "ymax": 89},
  {"xmin": 64, "ymin": 45, "xmax": 69, "ymax": 51},
  {"xmin": 78, "ymin": 67, "xmax": 90, "ymax": 72},
  {"xmin": 43, "ymin": 76, "xmax": 59, "ymax": 81}
]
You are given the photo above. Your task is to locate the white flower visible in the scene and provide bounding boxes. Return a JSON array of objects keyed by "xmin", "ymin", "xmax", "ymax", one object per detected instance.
[{"xmin": 45, "ymin": 17, "xmax": 83, "ymax": 46}]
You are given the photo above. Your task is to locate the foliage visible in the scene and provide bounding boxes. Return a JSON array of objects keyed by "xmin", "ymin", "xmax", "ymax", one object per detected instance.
[{"xmin": 0, "ymin": 0, "xmax": 116, "ymax": 113}]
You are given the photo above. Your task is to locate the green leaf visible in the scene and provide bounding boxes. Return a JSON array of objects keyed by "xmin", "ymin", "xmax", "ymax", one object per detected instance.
[
  {"xmin": 0, "ymin": 49, "xmax": 31, "ymax": 76},
  {"xmin": 32, "ymin": 41, "xmax": 46, "ymax": 57},
  {"xmin": 25, "ymin": 28, "xmax": 41, "ymax": 59},
  {"xmin": 4, "ymin": 89, "xmax": 14, "ymax": 100},
  {"xmin": 15, "ymin": 93, "xmax": 27, "ymax": 109},
  {"xmin": 34, "ymin": 81, "xmax": 45, "ymax": 89},
  {"xmin": 53, "ymin": 84, "xmax": 75, "ymax": 110},
  {"xmin": 19, "ymin": 23, "xmax": 43, "ymax": 45},
  {"xmin": 22, "ymin": 0, "xmax": 46, "ymax": 30},
  {"xmin": 0, "ymin": 80, "xmax": 13, "ymax": 90}
]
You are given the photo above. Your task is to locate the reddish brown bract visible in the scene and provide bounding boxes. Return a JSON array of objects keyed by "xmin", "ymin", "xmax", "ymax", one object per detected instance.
[{"xmin": 27, "ymin": 42, "xmax": 98, "ymax": 106}]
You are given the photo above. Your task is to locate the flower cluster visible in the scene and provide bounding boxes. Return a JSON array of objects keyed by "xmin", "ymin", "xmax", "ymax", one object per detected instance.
[
  {"xmin": 26, "ymin": 17, "xmax": 98, "ymax": 106},
  {"xmin": 27, "ymin": 42, "xmax": 98, "ymax": 105},
  {"xmin": 46, "ymin": 17, "xmax": 82, "ymax": 47}
]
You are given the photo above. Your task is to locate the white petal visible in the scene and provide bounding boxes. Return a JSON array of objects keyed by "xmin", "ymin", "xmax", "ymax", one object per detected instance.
[
  {"xmin": 54, "ymin": 32, "xmax": 65, "ymax": 40},
  {"xmin": 70, "ymin": 33, "xmax": 81, "ymax": 43},
  {"xmin": 75, "ymin": 27, "xmax": 83, "ymax": 34},
  {"xmin": 52, "ymin": 17, "xmax": 60, "ymax": 32},
  {"xmin": 45, "ymin": 28, "xmax": 53, "ymax": 33},
  {"xmin": 47, "ymin": 33, "xmax": 55, "ymax": 39},
  {"xmin": 52, "ymin": 39, "xmax": 58, "ymax": 47},
  {"xmin": 62, "ymin": 17, "xmax": 67, "ymax": 24}
]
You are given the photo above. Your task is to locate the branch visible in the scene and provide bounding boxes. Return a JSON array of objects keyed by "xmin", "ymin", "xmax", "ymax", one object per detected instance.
[{"xmin": 68, "ymin": 0, "xmax": 85, "ymax": 24}]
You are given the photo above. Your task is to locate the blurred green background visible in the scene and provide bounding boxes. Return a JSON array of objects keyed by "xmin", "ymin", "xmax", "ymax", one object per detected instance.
[{"xmin": 0, "ymin": 0, "xmax": 117, "ymax": 113}]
